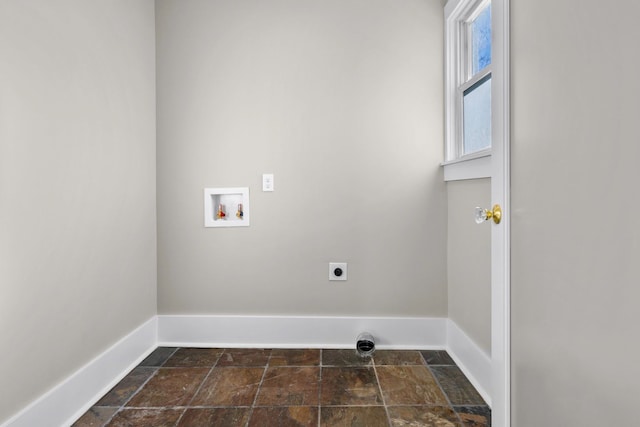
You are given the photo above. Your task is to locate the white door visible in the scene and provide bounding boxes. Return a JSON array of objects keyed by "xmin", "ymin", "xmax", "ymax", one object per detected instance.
[{"xmin": 490, "ymin": 0, "xmax": 510, "ymax": 425}]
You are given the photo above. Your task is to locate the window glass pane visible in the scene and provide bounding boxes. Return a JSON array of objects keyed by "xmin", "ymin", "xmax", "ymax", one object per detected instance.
[
  {"xmin": 471, "ymin": 4, "xmax": 491, "ymax": 75},
  {"xmin": 463, "ymin": 75, "xmax": 491, "ymax": 154}
]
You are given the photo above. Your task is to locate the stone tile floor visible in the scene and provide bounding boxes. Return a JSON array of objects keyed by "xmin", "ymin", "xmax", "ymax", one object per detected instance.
[{"xmin": 73, "ymin": 348, "xmax": 490, "ymax": 426}]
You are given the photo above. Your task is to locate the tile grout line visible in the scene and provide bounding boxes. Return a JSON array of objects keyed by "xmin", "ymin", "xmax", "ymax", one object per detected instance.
[
  {"xmin": 155, "ymin": 348, "xmax": 185, "ymax": 426},
  {"xmin": 99, "ymin": 372, "xmax": 157, "ymax": 427},
  {"xmin": 244, "ymin": 348, "xmax": 273, "ymax": 427},
  {"xmin": 318, "ymin": 349, "xmax": 322, "ymax": 427},
  {"xmin": 98, "ymin": 347, "xmax": 180, "ymax": 427},
  {"xmin": 172, "ymin": 348, "xmax": 223, "ymax": 427},
  {"xmin": 371, "ymin": 354, "xmax": 393, "ymax": 427},
  {"xmin": 431, "ymin": 364, "xmax": 491, "ymax": 425},
  {"xmin": 421, "ymin": 353, "xmax": 465, "ymax": 426}
]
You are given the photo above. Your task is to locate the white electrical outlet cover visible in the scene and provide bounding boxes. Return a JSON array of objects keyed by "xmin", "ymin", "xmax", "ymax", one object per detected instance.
[{"xmin": 262, "ymin": 173, "xmax": 274, "ymax": 191}]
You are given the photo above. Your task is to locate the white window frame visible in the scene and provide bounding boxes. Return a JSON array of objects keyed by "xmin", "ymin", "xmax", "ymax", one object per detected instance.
[{"xmin": 443, "ymin": 0, "xmax": 493, "ymax": 181}]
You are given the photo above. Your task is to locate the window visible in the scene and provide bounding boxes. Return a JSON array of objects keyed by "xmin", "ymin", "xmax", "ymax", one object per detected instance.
[{"xmin": 444, "ymin": 0, "xmax": 493, "ymax": 177}]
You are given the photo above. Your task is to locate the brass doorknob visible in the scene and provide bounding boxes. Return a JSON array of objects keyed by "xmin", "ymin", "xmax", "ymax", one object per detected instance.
[{"xmin": 475, "ymin": 204, "xmax": 502, "ymax": 225}]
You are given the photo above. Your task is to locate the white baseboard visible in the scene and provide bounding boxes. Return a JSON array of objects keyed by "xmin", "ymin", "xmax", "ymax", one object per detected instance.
[
  {"xmin": 3, "ymin": 315, "xmax": 493, "ymax": 427},
  {"xmin": 158, "ymin": 315, "xmax": 447, "ymax": 350},
  {"xmin": 158, "ymin": 315, "xmax": 492, "ymax": 404},
  {"xmin": 446, "ymin": 319, "xmax": 492, "ymax": 406},
  {"xmin": 1, "ymin": 317, "xmax": 157, "ymax": 427}
]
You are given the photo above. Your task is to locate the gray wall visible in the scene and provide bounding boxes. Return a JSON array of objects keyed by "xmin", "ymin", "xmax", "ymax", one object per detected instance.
[
  {"xmin": 447, "ymin": 179, "xmax": 491, "ymax": 355},
  {"xmin": 0, "ymin": 1, "xmax": 157, "ymax": 423},
  {"xmin": 156, "ymin": 0, "xmax": 448, "ymax": 316},
  {"xmin": 511, "ymin": 0, "xmax": 640, "ymax": 424}
]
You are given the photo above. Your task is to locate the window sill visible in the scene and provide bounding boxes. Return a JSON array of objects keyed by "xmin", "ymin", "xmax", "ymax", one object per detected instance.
[{"xmin": 442, "ymin": 152, "xmax": 491, "ymax": 181}]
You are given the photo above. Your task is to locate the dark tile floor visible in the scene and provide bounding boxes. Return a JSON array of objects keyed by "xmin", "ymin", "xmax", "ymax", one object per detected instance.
[{"xmin": 73, "ymin": 348, "xmax": 490, "ymax": 427}]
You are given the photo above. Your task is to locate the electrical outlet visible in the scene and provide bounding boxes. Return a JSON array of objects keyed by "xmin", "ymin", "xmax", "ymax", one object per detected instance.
[{"xmin": 329, "ymin": 262, "xmax": 347, "ymax": 281}]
